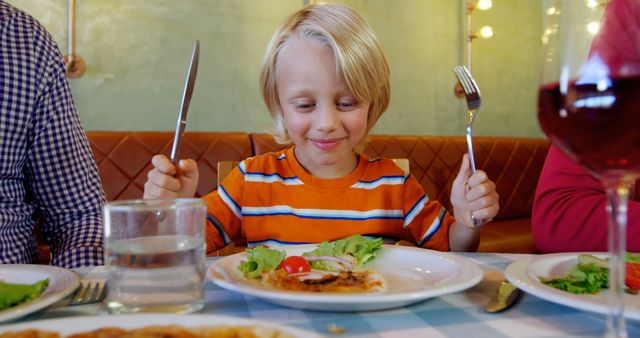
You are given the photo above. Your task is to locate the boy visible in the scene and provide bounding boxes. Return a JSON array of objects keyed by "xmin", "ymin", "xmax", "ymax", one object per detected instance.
[{"xmin": 144, "ymin": 3, "xmax": 499, "ymax": 252}]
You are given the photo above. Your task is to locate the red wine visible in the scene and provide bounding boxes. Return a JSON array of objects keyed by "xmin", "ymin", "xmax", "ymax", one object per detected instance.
[{"xmin": 538, "ymin": 76, "xmax": 640, "ymax": 179}]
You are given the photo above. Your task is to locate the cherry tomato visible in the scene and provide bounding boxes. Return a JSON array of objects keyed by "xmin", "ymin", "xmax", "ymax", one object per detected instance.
[
  {"xmin": 626, "ymin": 262, "xmax": 640, "ymax": 290},
  {"xmin": 280, "ymin": 256, "xmax": 311, "ymax": 274}
]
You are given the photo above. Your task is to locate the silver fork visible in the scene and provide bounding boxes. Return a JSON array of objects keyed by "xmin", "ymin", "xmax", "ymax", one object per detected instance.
[
  {"xmin": 453, "ymin": 65, "xmax": 483, "ymax": 226},
  {"xmin": 68, "ymin": 280, "xmax": 107, "ymax": 306},
  {"xmin": 453, "ymin": 65, "xmax": 481, "ymax": 173}
]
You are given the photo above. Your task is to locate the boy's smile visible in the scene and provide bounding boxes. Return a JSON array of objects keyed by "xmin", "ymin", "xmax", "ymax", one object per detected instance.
[
  {"xmin": 275, "ymin": 35, "xmax": 370, "ymax": 179},
  {"xmin": 311, "ymin": 138, "xmax": 343, "ymax": 151}
]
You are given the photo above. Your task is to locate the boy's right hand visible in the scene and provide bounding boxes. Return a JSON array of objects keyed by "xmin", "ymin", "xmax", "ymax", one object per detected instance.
[{"xmin": 143, "ymin": 154, "xmax": 199, "ymax": 199}]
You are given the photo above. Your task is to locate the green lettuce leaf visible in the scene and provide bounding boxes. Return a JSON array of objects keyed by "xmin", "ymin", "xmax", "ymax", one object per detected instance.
[
  {"xmin": 238, "ymin": 246, "xmax": 286, "ymax": 279},
  {"xmin": 302, "ymin": 234, "xmax": 383, "ymax": 271},
  {"xmin": 0, "ymin": 279, "xmax": 49, "ymax": 310},
  {"xmin": 541, "ymin": 262, "xmax": 608, "ymax": 294},
  {"xmin": 626, "ymin": 252, "xmax": 640, "ymax": 263},
  {"xmin": 539, "ymin": 253, "xmax": 640, "ymax": 295}
]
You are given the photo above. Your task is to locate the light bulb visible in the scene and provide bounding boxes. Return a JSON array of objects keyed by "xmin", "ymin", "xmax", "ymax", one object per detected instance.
[
  {"xmin": 547, "ymin": 6, "xmax": 557, "ymax": 15},
  {"xmin": 479, "ymin": 26, "xmax": 494, "ymax": 38},
  {"xmin": 477, "ymin": 0, "xmax": 493, "ymax": 10},
  {"xmin": 587, "ymin": 21, "xmax": 600, "ymax": 35},
  {"xmin": 586, "ymin": 0, "xmax": 599, "ymax": 8}
]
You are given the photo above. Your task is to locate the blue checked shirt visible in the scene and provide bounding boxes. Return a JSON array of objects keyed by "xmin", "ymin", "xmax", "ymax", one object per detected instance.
[{"xmin": 0, "ymin": 2, "xmax": 105, "ymax": 267}]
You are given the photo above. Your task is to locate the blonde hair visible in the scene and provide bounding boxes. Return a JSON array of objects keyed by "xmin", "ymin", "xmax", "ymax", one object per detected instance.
[{"xmin": 259, "ymin": 3, "xmax": 391, "ymax": 145}]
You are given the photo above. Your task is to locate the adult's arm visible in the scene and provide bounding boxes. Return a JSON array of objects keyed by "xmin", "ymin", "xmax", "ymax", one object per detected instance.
[
  {"xmin": 532, "ymin": 145, "xmax": 640, "ymax": 252},
  {"xmin": 27, "ymin": 27, "xmax": 106, "ymax": 268}
]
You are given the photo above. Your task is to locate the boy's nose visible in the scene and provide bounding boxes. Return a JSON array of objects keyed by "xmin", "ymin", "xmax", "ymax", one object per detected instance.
[{"xmin": 315, "ymin": 104, "xmax": 340, "ymax": 132}]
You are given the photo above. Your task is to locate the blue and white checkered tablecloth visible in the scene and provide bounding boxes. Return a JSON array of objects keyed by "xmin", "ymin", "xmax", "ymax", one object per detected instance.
[{"xmin": 12, "ymin": 253, "xmax": 640, "ymax": 337}]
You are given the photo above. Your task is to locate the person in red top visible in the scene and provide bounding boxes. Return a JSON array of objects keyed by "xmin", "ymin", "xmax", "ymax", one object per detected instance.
[
  {"xmin": 533, "ymin": 0, "xmax": 640, "ymax": 253},
  {"xmin": 533, "ymin": 146, "xmax": 640, "ymax": 252}
]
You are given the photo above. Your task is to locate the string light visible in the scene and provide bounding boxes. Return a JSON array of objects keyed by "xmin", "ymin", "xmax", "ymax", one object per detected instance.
[
  {"xmin": 586, "ymin": 0, "xmax": 600, "ymax": 8},
  {"xmin": 477, "ymin": 0, "xmax": 493, "ymax": 11},
  {"xmin": 587, "ymin": 21, "xmax": 600, "ymax": 35},
  {"xmin": 585, "ymin": 0, "xmax": 611, "ymax": 8},
  {"xmin": 479, "ymin": 26, "xmax": 494, "ymax": 38}
]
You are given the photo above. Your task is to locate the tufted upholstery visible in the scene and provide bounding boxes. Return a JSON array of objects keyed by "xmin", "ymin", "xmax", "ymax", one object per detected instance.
[
  {"xmin": 88, "ymin": 132, "xmax": 252, "ymax": 200},
  {"xmin": 83, "ymin": 131, "xmax": 550, "ymax": 254}
]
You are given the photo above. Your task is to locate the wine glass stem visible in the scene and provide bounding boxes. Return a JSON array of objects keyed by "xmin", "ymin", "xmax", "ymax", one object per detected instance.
[{"xmin": 604, "ymin": 180, "xmax": 631, "ymax": 338}]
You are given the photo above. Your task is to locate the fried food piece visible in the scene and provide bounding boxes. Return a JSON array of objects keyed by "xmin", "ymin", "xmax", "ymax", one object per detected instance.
[
  {"xmin": 263, "ymin": 269, "xmax": 386, "ymax": 293},
  {"xmin": 67, "ymin": 328, "xmax": 126, "ymax": 338},
  {"xmin": 0, "ymin": 329, "xmax": 59, "ymax": 338},
  {"xmin": 194, "ymin": 325, "xmax": 292, "ymax": 338},
  {"xmin": 1, "ymin": 325, "xmax": 292, "ymax": 338},
  {"xmin": 128, "ymin": 325, "xmax": 197, "ymax": 338}
]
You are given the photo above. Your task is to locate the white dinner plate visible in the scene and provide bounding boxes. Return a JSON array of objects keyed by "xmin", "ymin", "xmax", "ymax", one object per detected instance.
[
  {"xmin": 207, "ymin": 244, "xmax": 483, "ymax": 311},
  {"xmin": 0, "ymin": 264, "xmax": 80, "ymax": 323},
  {"xmin": 505, "ymin": 252, "xmax": 640, "ymax": 320},
  {"xmin": 0, "ymin": 313, "xmax": 323, "ymax": 337}
]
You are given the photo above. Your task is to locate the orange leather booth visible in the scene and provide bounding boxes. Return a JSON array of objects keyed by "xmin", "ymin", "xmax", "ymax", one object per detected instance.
[{"xmin": 87, "ymin": 131, "xmax": 550, "ymax": 254}]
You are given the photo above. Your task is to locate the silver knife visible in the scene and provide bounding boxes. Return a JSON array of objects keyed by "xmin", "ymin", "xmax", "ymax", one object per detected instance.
[{"xmin": 170, "ymin": 40, "xmax": 200, "ymax": 164}]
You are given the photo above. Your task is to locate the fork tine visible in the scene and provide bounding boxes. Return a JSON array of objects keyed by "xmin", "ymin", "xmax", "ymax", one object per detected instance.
[
  {"xmin": 69, "ymin": 280, "xmax": 106, "ymax": 305},
  {"xmin": 459, "ymin": 76, "xmax": 474, "ymax": 94},
  {"xmin": 71, "ymin": 281, "xmax": 88, "ymax": 301},
  {"xmin": 96, "ymin": 281, "xmax": 107, "ymax": 301},
  {"xmin": 93, "ymin": 281, "xmax": 106, "ymax": 301},
  {"xmin": 453, "ymin": 66, "xmax": 471, "ymax": 93},
  {"xmin": 453, "ymin": 65, "xmax": 481, "ymax": 111},
  {"xmin": 72, "ymin": 281, "xmax": 90, "ymax": 304},
  {"xmin": 453, "ymin": 67, "xmax": 472, "ymax": 96},
  {"xmin": 84, "ymin": 282, "xmax": 98, "ymax": 301},
  {"xmin": 457, "ymin": 65, "xmax": 481, "ymax": 96}
]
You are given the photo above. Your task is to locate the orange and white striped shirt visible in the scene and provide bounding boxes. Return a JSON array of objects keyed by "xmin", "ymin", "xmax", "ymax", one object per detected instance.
[{"xmin": 203, "ymin": 148, "xmax": 454, "ymax": 253}]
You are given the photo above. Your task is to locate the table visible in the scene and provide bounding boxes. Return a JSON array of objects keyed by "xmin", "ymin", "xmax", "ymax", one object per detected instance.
[{"xmin": 12, "ymin": 253, "xmax": 640, "ymax": 337}]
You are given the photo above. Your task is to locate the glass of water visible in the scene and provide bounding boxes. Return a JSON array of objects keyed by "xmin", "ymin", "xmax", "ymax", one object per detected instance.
[{"xmin": 103, "ymin": 198, "xmax": 207, "ymax": 314}]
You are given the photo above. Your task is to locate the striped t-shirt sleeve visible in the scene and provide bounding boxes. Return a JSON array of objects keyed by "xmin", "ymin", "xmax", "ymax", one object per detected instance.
[
  {"xmin": 203, "ymin": 161, "xmax": 246, "ymax": 253},
  {"xmin": 402, "ymin": 175, "xmax": 454, "ymax": 251}
]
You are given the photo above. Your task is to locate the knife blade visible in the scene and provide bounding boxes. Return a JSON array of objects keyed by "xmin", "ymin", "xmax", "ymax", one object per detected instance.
[{"xmin": 170, "ymin": 40, "xmax": 200, "ymax": 164}]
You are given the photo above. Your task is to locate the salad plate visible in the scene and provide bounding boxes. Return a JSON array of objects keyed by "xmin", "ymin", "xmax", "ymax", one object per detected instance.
[
  {"xmin": 505, "ymin": 252, "xmax": 640, "ymax": 320},
  {"xmin": 0, "ymin": 264, "xmax": 80, "ymax": 323},
  {"xmin": 0, "ymin": 313, "xmax": 323, "ymax": 337},
  {"xmin": 208, "ymin": 244, "xmax": 483, "ymax": 311}
]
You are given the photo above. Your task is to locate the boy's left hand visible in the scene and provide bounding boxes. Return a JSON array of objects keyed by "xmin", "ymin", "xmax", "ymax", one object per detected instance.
[{"xmin": 450, "ymin": 154, "xmax": 500, "ymax": 229}]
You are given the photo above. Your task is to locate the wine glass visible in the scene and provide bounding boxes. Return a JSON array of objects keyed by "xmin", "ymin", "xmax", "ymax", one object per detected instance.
[{"xmin": 539, "ymin": 1, "xmax": 640, "ymax": 337}]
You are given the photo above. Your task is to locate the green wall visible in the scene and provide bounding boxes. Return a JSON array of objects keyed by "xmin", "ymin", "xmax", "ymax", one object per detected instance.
[{"xmin": 8, "ymin": 0, "xmax": 543, "ymax": 137}]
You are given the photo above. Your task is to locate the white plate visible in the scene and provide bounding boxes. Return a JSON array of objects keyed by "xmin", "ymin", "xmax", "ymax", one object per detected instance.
[
  {"xmin": 0, "ymin": 314, "xmax": 323, "ymax": 337},
  {"xmin": 207, "ymin": 244, "xmax": 483, "ymax": 311},
  {"xmin": 0, "ymin": 264, "xmax": 80, "ymax": 323},
  {"xmin": 505, "ymin": 252, "xmax": 640, "ymax": 320}
]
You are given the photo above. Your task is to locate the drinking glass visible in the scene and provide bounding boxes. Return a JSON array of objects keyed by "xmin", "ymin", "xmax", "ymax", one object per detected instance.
[
  {"xmin": 539, "ymin": 1, "xmax": 640, "ymax": 337},
  {"xmin": 103, "ymin": 198, "xmax": 207, "ymax": 314}
]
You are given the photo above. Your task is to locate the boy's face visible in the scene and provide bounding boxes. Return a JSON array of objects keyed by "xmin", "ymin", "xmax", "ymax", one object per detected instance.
[{"xmin": 276, "ymin": 36, "xmax": 370, "ymax": 178}]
